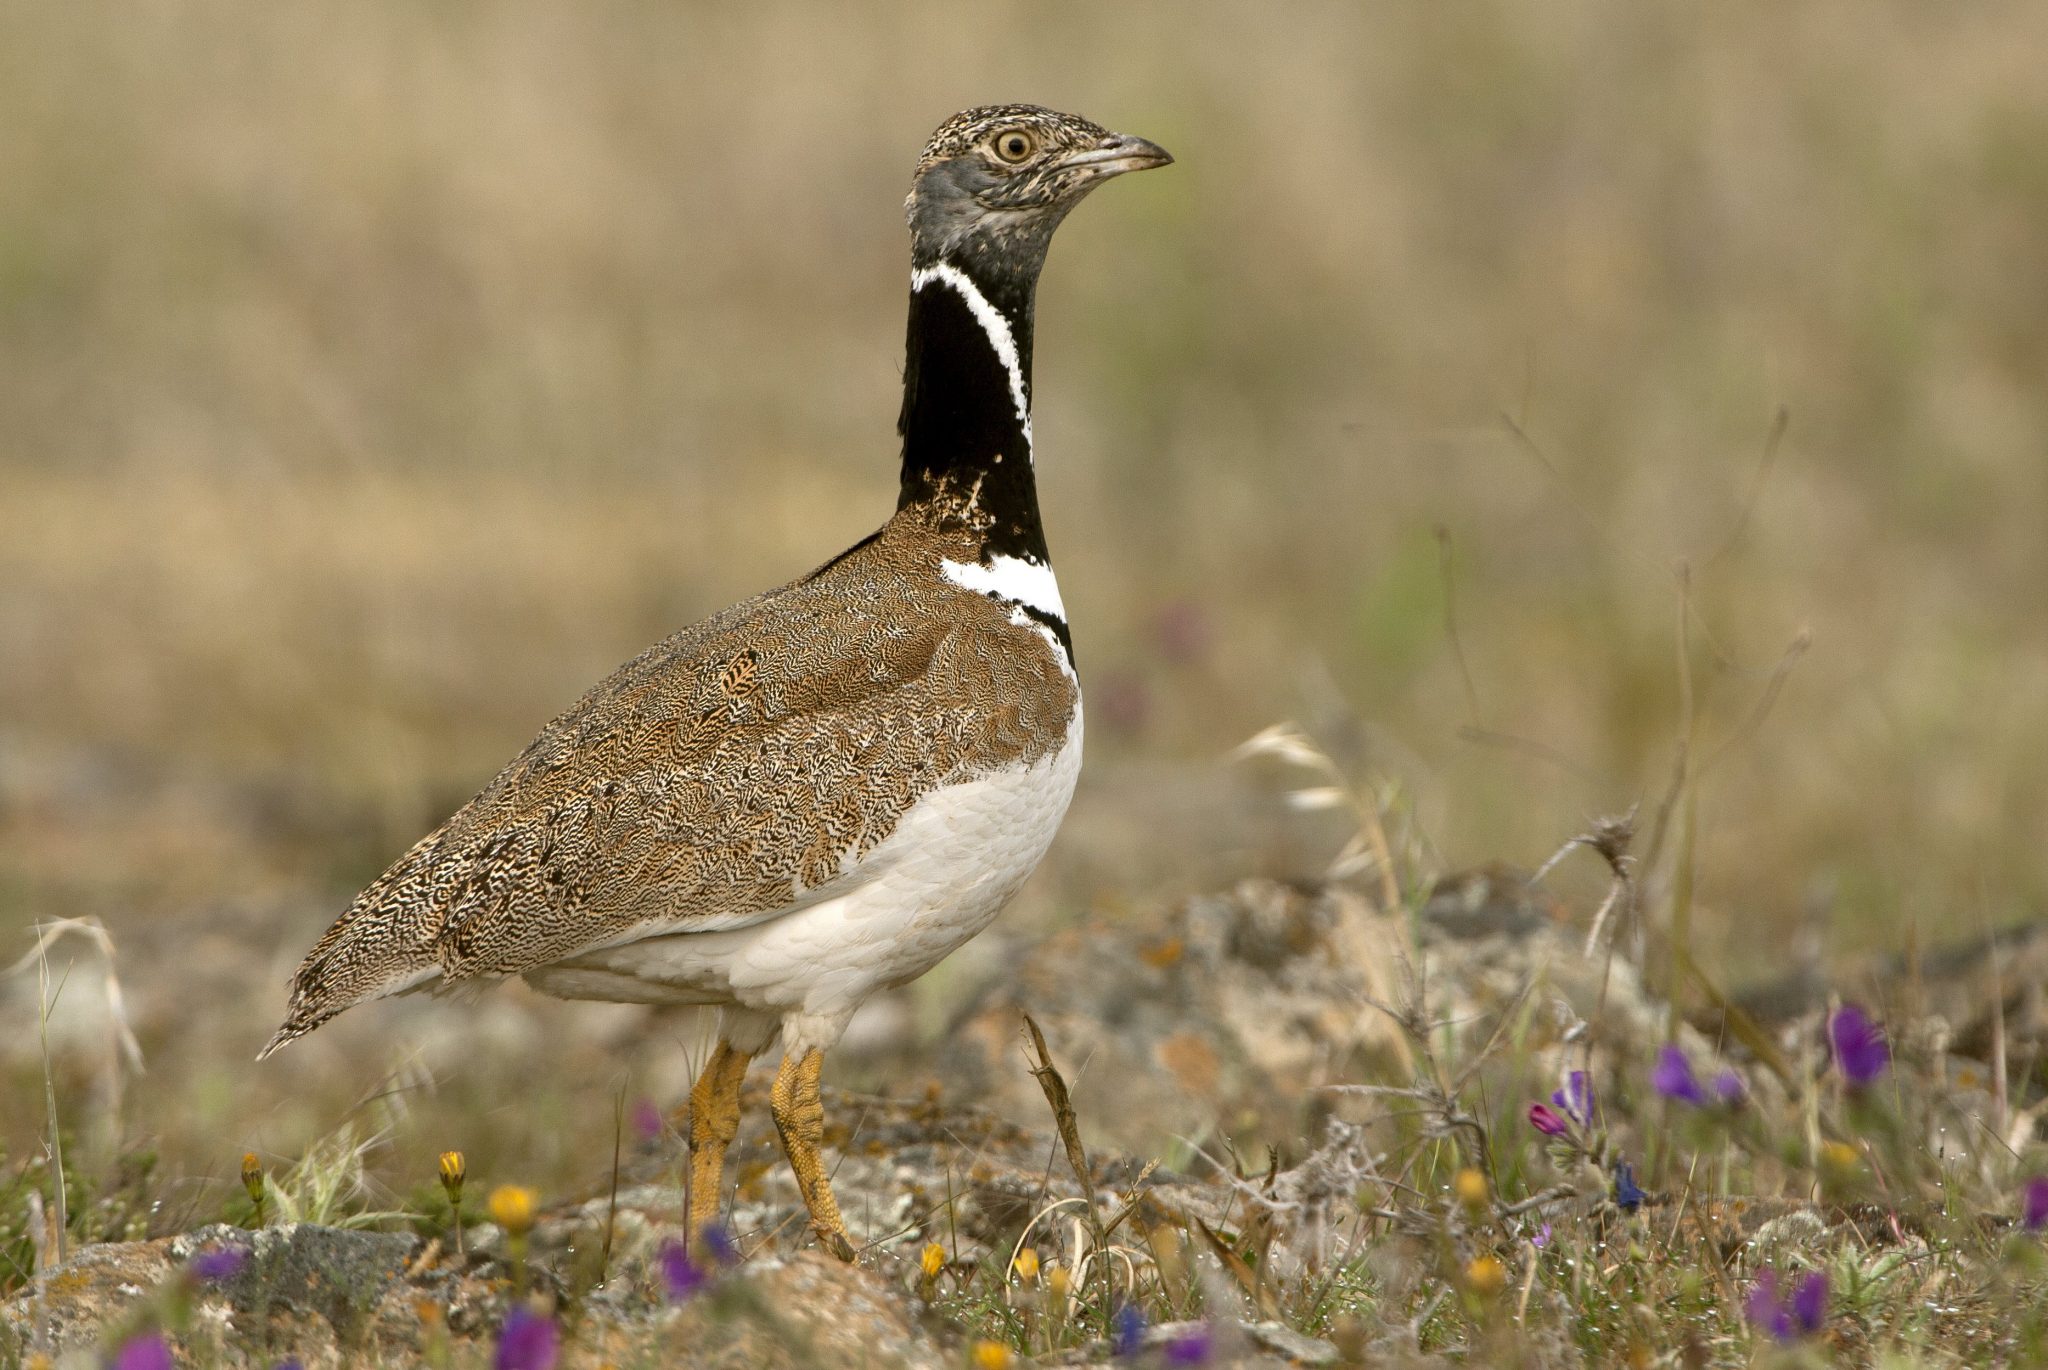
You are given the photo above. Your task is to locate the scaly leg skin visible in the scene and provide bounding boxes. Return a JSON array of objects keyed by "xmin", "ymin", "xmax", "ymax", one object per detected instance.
[
  {"xmin": 687, "ymin": 1039, "xmax": 753, "ymax": 1244},
  {"xmin": 770, "ymin": 1047, "xmax": 858, "ymax": 1261}
]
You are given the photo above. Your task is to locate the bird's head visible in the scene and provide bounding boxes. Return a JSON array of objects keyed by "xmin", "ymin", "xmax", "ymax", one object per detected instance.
[{"xmin": 906, "ymin": 104, "xmax": 1171, "ymax": 277}]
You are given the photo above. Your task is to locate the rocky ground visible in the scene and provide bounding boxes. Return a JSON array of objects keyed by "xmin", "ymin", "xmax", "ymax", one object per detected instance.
[{"xmin": 4, "ymin": 871, "xmax": 2040, "ymax": 1366}]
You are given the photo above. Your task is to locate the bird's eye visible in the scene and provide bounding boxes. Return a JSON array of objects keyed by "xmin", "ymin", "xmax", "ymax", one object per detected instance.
[{"xmin": 991, "ymin": 129, "xmax": 1037, "ymax": 164}]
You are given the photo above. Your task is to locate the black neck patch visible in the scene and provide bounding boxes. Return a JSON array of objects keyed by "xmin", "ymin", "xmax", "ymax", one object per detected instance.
[{"xmin": 896, "ymin": 256, "xmax": 1049, "ymax": 566}]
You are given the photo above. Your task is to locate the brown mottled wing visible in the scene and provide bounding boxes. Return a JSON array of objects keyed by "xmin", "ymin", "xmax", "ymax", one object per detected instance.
[
  {"xmin": 264, "ymin": 524, "xmax": 1077, "ymax": 1055},
  {"xmin": 266, "ymin": 587, "xmax": 947, "ymax": 1047}
]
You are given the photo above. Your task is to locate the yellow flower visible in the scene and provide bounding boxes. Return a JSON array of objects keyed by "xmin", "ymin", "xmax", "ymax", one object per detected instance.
[
  {"xmin": 1011, "ymin": 1247, "xmax": 1040, "ymax": 1282},
  {"xmin": 1047, "ymin": 1264, "xmax": 1071, "ymax": 1304},
  {"xmin": 920, "ymin": 1242, "xmax": 945, "ymax": 1278},
  {"xmin": 970, "ymin": 1341, "xmax": 1015, "ymax": 1370},
  {"xmin": 489, "ymin": 1184, "xmax": 537, "ymax": 1236},
  {"xmin": 1466, "ymin": 1253, "xmax": 1507, "ymax": 1297},
  {"xmin": 1454, "ymin": 1167, "xmax": 1489, "ymax": 1210},
  {"xmin": 1821, "ymin": 1141, "xmax": 1860, "ymax": 1172},
  {"xmin": 240, "ymin": 1151, "xmax": 264, "ymax": 1203},
  {"xmin": 438, "ymin": 1150, "xmax": 466, "ymax": 1198}
]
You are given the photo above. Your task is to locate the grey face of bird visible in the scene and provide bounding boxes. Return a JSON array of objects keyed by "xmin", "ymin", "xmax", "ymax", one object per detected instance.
[{"xmin": 905, "ymin": 105, "xmax": 1172, "ymax": 276}]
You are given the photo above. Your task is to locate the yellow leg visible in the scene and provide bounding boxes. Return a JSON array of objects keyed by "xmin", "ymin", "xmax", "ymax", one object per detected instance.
[
  {"xmin": 770, "ymin": 1048, "xmax": 857, "ymax": 1260},
  {"xmin": 687, "ymin": 1039, "xmax": 752, "ymax": 1242}
]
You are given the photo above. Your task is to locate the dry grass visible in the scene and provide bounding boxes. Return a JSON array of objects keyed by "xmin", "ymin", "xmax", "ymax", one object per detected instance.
[{"xmin": 3, "ymin": 2, "xmax": 2048, "ymax": 1350}]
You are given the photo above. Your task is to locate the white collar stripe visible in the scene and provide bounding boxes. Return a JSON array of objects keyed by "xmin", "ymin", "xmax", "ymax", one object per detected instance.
[{"xmin": 940, "ymin": 554, "xmax": 1067, "ymax": 623}]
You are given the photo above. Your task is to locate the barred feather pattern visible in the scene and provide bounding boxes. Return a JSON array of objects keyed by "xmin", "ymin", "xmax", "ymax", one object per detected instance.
[{"xmin": 262, "ymin": 500, "xmax": 1076, "ymax": 1055}]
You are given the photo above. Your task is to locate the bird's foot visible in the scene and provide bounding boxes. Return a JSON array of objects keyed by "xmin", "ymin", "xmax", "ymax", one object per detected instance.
[
  {"xmin": 771, "ymin": 1047, "xmax": 858, "ymax": 1262},
  {"xmin": 686, "ymin": 1038, "xmax": 753, "ymax": 1239}
]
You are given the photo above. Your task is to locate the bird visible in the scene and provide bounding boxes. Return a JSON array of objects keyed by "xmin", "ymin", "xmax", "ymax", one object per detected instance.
[{"xmin": 261, "ymin": 104, "xmax": 1172, "ymax": 1260}]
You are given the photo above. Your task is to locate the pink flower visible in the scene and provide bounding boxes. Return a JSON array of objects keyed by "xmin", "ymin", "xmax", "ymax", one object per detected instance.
[{"xmin": 1528, "ymin": 1103, "xmax": 1571, "ymax": 1137}]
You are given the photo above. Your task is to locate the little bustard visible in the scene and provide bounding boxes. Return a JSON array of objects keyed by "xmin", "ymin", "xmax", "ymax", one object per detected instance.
[{"xmin": 265, "ymin": 104, "xmax": 1171, "ymax": 1259}]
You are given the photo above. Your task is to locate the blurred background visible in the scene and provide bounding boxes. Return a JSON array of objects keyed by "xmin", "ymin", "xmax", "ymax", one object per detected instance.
[{"xmin": 4, "ymin": 0, "xmax": 2045, "ymax": 1204}]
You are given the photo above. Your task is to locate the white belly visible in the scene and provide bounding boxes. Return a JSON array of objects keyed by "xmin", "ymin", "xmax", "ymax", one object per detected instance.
[{"xmin": 529, "ymin": 703, "xmax": 1083, "ymax": 1043}]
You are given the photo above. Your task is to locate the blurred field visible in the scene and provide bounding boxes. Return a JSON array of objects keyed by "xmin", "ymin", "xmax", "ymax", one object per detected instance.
[{"xmin": 4, "ymin": 0, "xmax": 2048, "ymax": 1204}]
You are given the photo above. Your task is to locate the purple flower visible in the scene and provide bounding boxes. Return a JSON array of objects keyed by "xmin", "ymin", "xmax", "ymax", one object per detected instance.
[
  {"xmin": 1112, "ymin": 1303, "xmax": 1147, "ymax": 1358},
  {"xmin": 1551, "ymin": 1071, "xmax": 1595, "ymax": 1127},
  {"xmin": 2023, "ymin": 1176, "xmax": 2048, "ymax": 1232},
  {"xmin": 189, "ymin": 1244, "xmax": 249, "ymax": 1284},
  {"xmin": 1747, "ymin": 1269, "xmax": 1827, "ymax": 1342},
  {"xmin": 1651, "ymin": 1045, "xmax": 1707, "ymax": 1105},
  {"xmin": 659, "ymin": 1238, "xmax": 709, "ymax": 1301},
  {"xmin": 630, "ymin": 1097, "xmax": 664, "ymax": 1143},
  {"xmin": 1790, "ymin": 1272, "xmax": 1828, "ymax": 1334},
  {"xmin": 1746, "ymin": 1270, "xmax": 1792, "ymax": 1340},
  {"xmin": 1163, "ymin": 1323, "xmax": 1213, "ymax": 1365},
  {"xmin": 1713, "ymin": 1069, "xmax": 1747, "ymax": 1105},
  {"xmin": 1531, "ymin": 1222, "xmax": 1552, "ymax": 1249},
  {"xmin": 1829, "ymin": 1004, "xmax": 1889, "ymax": 1087},
  {"xmin": 113, "ymin": 1333, "xmax": 174, "ymax": 1370},
  {"xmin": 1612, "ymin": 1160, "xmax": 1645, "ymax": 1212},
  {"xmin": 494, "ymin": 1305, "xmax": 558, "ymax": 1370},
  {"xmin": 697, "ymin": 1223, "xmax": 738, "ymax": 1267},
  {"xmin": 1528, "ymin": 1104, "xmax": 1571, "ymax": 1137}
]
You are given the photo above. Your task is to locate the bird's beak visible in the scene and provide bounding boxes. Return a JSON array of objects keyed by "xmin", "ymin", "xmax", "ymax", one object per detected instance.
[{"xmin": 1055, "ymin": 131, "xmax": 1174, "ymax": 180}]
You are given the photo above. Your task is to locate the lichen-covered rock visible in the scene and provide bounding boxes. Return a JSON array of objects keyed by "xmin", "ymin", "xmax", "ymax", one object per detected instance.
[
  {"xmin": 2, "ymin": 1219, "xmax": 949, "ymax": 1368},
  {"xmin": 649, "ymin": 1252, "xmax": 949, "ymax": 1370},
  {"xmin": 2, "ymin": 1222, "xmax": 423, "ymax": 1366},
  {"xmin": 937, "ymin": 879, "xmax": 1419, "ymax": 1149},
  {"xmin": 931, "ymin": 871, "xmax": 1703, "ymax": 1152}
]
